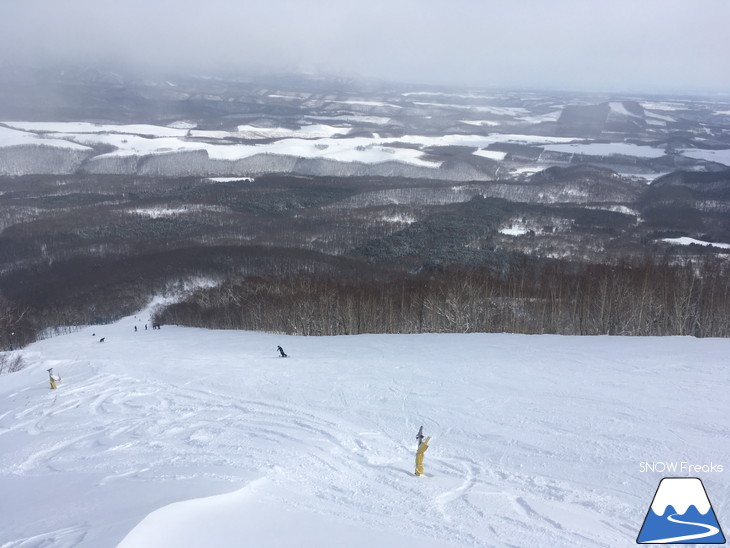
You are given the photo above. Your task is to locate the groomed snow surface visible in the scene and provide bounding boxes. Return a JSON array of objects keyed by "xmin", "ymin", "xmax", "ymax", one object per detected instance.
[{"xmin": 1, "ymin": 304, "xmax": 728, "ymax": 548}]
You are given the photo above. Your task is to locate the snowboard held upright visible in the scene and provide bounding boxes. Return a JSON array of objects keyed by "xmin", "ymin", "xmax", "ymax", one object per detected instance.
[{"xmin": 414, "ymin": 426, "xmax": 430, "ymax": 476}]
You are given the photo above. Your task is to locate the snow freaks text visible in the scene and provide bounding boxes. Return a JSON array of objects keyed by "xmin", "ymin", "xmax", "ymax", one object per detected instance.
[{"xmin": 639, "ymin": 462, "xmax": 724, "ymax": 474}]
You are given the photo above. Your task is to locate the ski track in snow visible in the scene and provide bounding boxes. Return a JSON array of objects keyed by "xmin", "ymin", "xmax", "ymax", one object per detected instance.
[{"xmin": 0, "ymin": 306, "xmax": 728, "ymax": 547}]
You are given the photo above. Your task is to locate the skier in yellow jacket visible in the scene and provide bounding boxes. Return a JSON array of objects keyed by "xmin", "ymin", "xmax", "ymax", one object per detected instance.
[{"xmin": 414, "ymin": 436, "xmax": 431, "ymax": 476}]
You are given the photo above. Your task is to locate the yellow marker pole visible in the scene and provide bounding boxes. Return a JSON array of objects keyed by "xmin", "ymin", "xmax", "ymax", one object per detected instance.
[{"xmin": 415, "ymin": 436, "xmax": 431, "ymax": 476}]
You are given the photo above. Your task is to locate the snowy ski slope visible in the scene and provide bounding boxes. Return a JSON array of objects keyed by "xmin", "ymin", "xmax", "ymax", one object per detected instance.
[{"xmin": 0, "ymin": 305, "xmax": 728, "ymax": 547}]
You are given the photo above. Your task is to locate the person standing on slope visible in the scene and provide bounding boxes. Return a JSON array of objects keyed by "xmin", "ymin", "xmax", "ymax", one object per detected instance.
[{"xmin": 415, "ymin": 435, "xmax": 431, "ymax": 476}]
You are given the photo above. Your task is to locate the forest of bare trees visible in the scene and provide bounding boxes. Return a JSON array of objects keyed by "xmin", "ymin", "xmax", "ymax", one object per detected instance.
[
  {"xmin": 155, "ymin": 257, "xmax": 730, "ymax": 338},
  {"xmin": 0, "ymin": 297, "xmax": 29, "ymax": 373},
  {"xmin": 2, "ymin": 169, "xmax": 729, "ymax": 352}
]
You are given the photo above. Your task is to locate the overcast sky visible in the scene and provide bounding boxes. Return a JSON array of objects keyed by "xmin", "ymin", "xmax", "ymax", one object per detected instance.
[{"xmin": 1, "ymin": 0, "xmax": 729, "ymax": 93}]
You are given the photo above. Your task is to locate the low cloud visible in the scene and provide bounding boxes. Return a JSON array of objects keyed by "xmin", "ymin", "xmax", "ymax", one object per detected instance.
[{"xmin": 1, "ymin": 0, "xmax": 728, "ymax": 93}]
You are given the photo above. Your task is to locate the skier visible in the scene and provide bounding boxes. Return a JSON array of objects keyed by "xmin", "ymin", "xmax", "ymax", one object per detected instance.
[{"xmin": 277, "ymin": 345, "xmax": 288, "ymax": 358}]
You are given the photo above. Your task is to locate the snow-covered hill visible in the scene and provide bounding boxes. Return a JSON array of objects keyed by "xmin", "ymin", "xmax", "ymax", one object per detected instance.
[{"xmin": 0, "ymin": 305, "xmax": 728, "ymax": 547}]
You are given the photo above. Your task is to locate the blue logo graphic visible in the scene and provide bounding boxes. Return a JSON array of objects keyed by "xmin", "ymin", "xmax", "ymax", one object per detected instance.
[{"xmin": 637, "ymin": 477, "xmax": 725, "ymax": 544}]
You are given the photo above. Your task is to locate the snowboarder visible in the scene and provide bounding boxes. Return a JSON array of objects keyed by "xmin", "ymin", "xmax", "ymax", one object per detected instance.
[
  {"xmin": 134, "ymin": 325, "xmax": 137, "ymax": 332},
  {"xmin": 47, "ymin": 367, "xmax": 61, "ymax": 390},
  {"xmin": 415, "ymin": 429, "xmax": 430, "ymax": 476},
  {"xmin": 277, "ymin": 345, "xmax": 288, "ymax": 358}
]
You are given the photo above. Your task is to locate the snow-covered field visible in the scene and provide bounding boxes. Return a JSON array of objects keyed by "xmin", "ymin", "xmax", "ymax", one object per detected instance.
[
  {"xmin": 10, "ymin": 117, "xmax": 730, "ymax": 176},
  {"xmin": 661, "ymin": 236, "xmax": 730, "ymax": 250},
  {"xmin": 542, "ymin": 142, "xmax": 666, "ymax": 159},
  {"xmin": 1, "ymin": 305, "xmax": 729, "ymax": 547},
  {"xmin": 0, "ymin": 121, "xmax": 583, "ymax": 171},
  {"xmin": 0, "ymin": 126, "xmax": 92, "ymax": 152},
  {"xmin": 473, "ymin": 149, "xmax": 508, "ymax": 161},
  {"xmin": 679, "ymin": 148, "xmax": 730, "ymax": 167},
  {"xmin": 499, "ymin": 224, "xmax": 530, "ymax": 236}
]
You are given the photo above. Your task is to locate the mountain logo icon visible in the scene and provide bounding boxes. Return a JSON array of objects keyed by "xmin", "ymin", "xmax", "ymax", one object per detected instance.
[{"xmin": 637, "ymin": 477, "xmax": 725, "ymax": 544}]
